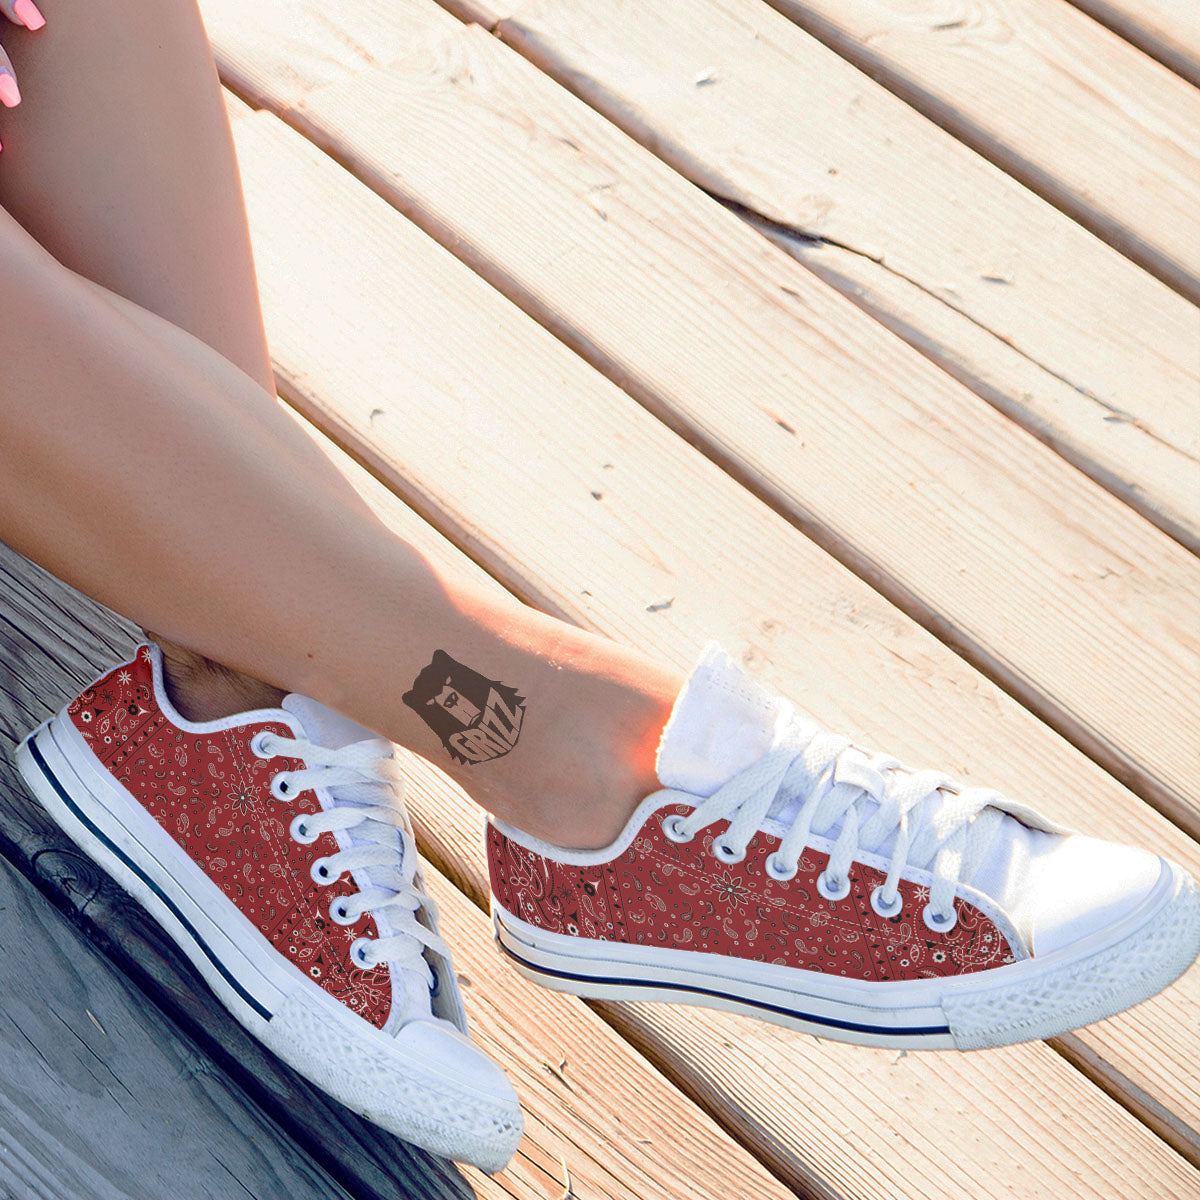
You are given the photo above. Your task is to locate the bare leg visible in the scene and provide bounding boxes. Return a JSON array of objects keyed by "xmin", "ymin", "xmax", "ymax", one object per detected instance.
[
  {"xmin": 0, "ymin": 0, "xmax": 285, "ymax": 718},
  {"xmin": 0, "ymin": 4, "xmax": 680, "ymax": 849},
  {"xmin": 0, "ymin": 0, "xmax": 272, "ymax": 389}
]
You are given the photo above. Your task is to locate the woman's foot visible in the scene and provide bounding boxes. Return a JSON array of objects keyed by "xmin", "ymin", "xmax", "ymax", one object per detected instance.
[{"xmin": 487, "ymin": 645, "xmax": 1200, "ymax": 1049}]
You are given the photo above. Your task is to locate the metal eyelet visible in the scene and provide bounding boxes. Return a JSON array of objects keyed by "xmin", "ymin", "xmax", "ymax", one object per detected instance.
[
  {"xmin": 349, "ymin": 938, "xmax": 376, "ymax": 970},
  {"xmin": 870, "ymin": 885, "xmax": 903, "ymax": 918},
  {"xmin": 270, "ymin": 774, "xmax": 294, "ymax": 801},
  {"xmin": 712, "ymin": 835, "xmax": 746, "ymax": 864},
  {"xmin": 661, "ymin": 813, "xmax": 694, "ymax": 843},
  {"xmin": 329, "ymin": 897, "xmax": 357, "ymax": 926},
  {"xmin": 289, "ymin": 813, "xmax": 319, "ymax": 845},
  {"xmin": 310, "ymin": 857, "xmax": 335, "ymax": 886},
  {"xmin": 816, "ymin": 870, "xmax": 850, "ymax": 901},
  {"xmin": 764, "ymin": 852, "xmax": 797, "ymax": 882},
  {"xmin": 922, "ymin": 903, "xmax": 957, "ymax": 933},
  {"xmin": 249, "ymin": 730, "xmax": 276, "ymax": 759}
]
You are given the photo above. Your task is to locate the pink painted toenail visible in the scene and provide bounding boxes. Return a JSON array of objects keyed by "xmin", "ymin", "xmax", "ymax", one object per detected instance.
[{"xmin": 0, "ymin": 73, "xmax": 20, "ymax": 108}]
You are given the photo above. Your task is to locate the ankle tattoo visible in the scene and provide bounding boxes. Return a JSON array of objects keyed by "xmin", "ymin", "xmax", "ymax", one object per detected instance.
[{"xmin": 404, "ymin": 651, "xmax": 525, "ymax": 765}]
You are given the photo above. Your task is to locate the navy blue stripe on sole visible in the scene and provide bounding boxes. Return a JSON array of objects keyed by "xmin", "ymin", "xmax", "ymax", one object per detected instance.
[
  {"xmin": 496, "ymin": 922, "xmax": 951, "ymax": 1039},
  {"xmin": 26, "ymin": 735, "xmax": 273, "ymax": 1022}
]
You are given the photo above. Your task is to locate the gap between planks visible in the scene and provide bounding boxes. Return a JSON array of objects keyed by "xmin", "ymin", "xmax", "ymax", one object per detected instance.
[
  {"xmin": 1063, "ymin": 0, "xmax": 1200, "ymax": 87},
  {"xmin": 759, "ymin": 0, "xmax": 1200, "ymax": 304}
]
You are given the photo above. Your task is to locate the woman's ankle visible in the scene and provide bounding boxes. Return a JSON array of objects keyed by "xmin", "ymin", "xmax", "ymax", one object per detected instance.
[
  {"xmin": 148, "ymin": 634, "xmax": 286, "ymax": 722},
  {"xmin": 477, "ymin": 652, "xmax": 683, "ymax": 851}
]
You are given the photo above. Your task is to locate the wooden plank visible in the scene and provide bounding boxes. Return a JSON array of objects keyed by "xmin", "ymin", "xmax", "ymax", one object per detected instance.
[
  {"xmin": 0, "ymin": 423, "xmax": 793, "ymax": 1200},
  {"xmin": 225, "ymin": 106, "xmax": 1200, "ymax": 1184},
  {"xmin": 759, "ymin": 0, "xmax": 1200, "ymax": 303},
  {"xmin": 0, "ymin": 543, "xmax": 495, "ymax": 1200},
  {"xmin": 199, "ymin": 0, "xmax": 460, "ymax": 109},
  {"xmin": 460, "ymin": 0, "xmax": 1200, "ymax": 553},
  {"xmin": 219, "ymin": 25, "xmax": 1200, "ymax": 848},
  {"xmin": 1065, "ymin": 0, "xmax": 1200, "ymax": 88},
  {"xmin": 423, "ymin": 860, "xmax": 797, "ymax": 1200},
  {"xmin": 0, "ymin": 846, "xmax": 359, "ymax": 1200}
]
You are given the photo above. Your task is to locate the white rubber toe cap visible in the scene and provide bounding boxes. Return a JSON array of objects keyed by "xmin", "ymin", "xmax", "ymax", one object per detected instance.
[
  {"xmin": 266, "ymin": 996, "xmax": 522, "ymax": 1173},
  {"xmin": 1024, "ymin": 835, "xmax": 1164, "ymax": 957},
  {"xmin": 397, "ymin": 1018, "xmax": 519, "ymax": 1108},
  {"xmin": 391, "ymin": 1019, "xmax": 523, "ymax": 1172}
]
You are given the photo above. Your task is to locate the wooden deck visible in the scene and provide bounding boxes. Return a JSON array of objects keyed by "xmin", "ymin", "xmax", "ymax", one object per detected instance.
[{"xmin": 0, "ymin": 1, "xmax": 1197, "ymax": 1196}]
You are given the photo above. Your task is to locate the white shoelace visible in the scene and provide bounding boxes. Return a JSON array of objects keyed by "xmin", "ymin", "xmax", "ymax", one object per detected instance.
[
  {"xmin": 665, "ymin": 717, "xmax": 1007, "ymax": 931},
  {"xmin": 252, "ymin": 731, "xmax": 449, "ymax": 988}
]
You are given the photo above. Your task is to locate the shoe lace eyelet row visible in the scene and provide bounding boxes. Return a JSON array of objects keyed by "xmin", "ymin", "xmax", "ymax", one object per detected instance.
[
  {"xmin": 660, "ymin": 813, "xmax": 958, "ymax": 931},
  {"xmin": 247, "ymin": 729, "xmax": 449, "ymax": 986}
]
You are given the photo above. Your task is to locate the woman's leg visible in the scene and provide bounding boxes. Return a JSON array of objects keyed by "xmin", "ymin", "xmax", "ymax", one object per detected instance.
[
  {"xmin": 0, "ymin": 0, "xmax": 272, "ymax": 390},
  {"xmin": 0, "ymin": 0, "xmax": 290, "ymax": 718},
  {"xmin": 0, "ymin": 5, "xmax": 680, "ymax": 850}
]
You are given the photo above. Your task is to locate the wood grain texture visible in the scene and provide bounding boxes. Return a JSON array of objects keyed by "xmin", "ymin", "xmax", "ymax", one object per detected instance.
[
  {"xmin": 1065, "ymin": 0, "xmax": 1200, "ymax": 87},
  {"xmin": 764, "ymin": 0, "xmax": 1200, "ymax": 302},
  {"xmin": 199, "ymin": 0, "xmax": 460, "ymax": 108},
  {"xmin": 0, "ymin": 549, "xmax": 487, "ymax": 1200},
  {"xmin": 224, "ymin": 108, "xmax": 1200, "ymax": 1179},
  {"xmin": 419, "ymin": 860, "xmax": 797, "ymax": 1200},
  {"xmin": 227, "ymin": 29, "xmax": 1200, "ymax": 848},
  {"xmin": 478, "ymin": 0, "xmax": 1200, "ymax": 553},
  {"xmin": 0, "ymin": 850, "xmax": 356, "ymax": 1200}
]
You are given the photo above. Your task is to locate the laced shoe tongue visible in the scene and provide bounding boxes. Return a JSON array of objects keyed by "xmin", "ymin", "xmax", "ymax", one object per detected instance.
[
  {"xmin": 656, "ymin": 644, "xmax": 795, "ymax": 798},
  {"xmin": 280, "ymin": 696, "xmax": 432, "ymax": 1016},
  {"xmin": 281, "ymin": 694, "xmax": 373, "ymax": 754},
  {"xmin": 280, "ymin": 696, "xmax": 407, "ymax": 895},
  {"xmin": 655, "ymin": 647, "xmax": 1051, "ymax": 920}
]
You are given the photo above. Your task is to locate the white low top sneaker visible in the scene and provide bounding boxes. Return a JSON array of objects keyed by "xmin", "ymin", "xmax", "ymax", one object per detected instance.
[
  {"xmin": 488, "ymin": 644, "xmax": 1200, "ymax": 1049},
  {"xmin": 16, "ymin": 644, "xmax": 522, "ymax": 1171}
]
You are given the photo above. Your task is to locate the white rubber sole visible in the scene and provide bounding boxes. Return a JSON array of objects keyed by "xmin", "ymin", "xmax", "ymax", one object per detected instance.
[
  {"xmin": 17, "ymin": 712, "xmax": 522, "ymax": 1172},
  {"xmin": 493, "ymin": 857, "xmax": 1200, "ymax": 1050}
]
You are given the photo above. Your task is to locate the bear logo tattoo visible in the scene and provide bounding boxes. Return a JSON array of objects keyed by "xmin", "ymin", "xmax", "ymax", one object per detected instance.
[{"xmin": 403, "ymin": 650, "xmax": 526, "ymax": 766}]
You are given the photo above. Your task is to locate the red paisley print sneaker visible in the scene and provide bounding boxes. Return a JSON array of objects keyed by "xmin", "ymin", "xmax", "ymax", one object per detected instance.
[
  {"xmin": 16, "ymin": 644, "xmax": 521, "ymax": 1171},
  {"xmin": 489, "ymin": 644, "xmax": 1200, "ymax": 1049}
]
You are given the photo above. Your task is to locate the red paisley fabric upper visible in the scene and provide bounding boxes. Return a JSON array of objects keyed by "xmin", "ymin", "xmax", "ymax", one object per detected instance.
[
  {"xmin": 70, "ymin": 647, "xmax": 391, "ymax": 1027},
  {"xmin": 488, "ymin": 802, "xmax": 1015, "ymax": 982}
]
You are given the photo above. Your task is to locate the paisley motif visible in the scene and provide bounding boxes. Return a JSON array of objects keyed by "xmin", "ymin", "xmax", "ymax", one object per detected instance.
[
  {"xmin": 488, "ymin": 802, "xmax": 1015, "ymax": 982},
  {"xmin": 70, "ymin": 647, "xmax": 392, "ymax": 1027}
]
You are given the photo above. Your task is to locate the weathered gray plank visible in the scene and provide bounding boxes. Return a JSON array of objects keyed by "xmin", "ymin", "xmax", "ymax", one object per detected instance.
[
  {"xmin": 0, "ymin": 542, "xmax": 480, "ymax": 1200},
  {"xmin": 0, "ymin": 848, "xmax": 356, "ymax": 1200}
]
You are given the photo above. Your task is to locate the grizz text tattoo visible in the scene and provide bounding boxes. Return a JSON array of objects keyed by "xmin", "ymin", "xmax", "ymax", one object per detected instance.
[{"xmin": 403, "ymin": 651, "xmax": 526, "ymax": 766}]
